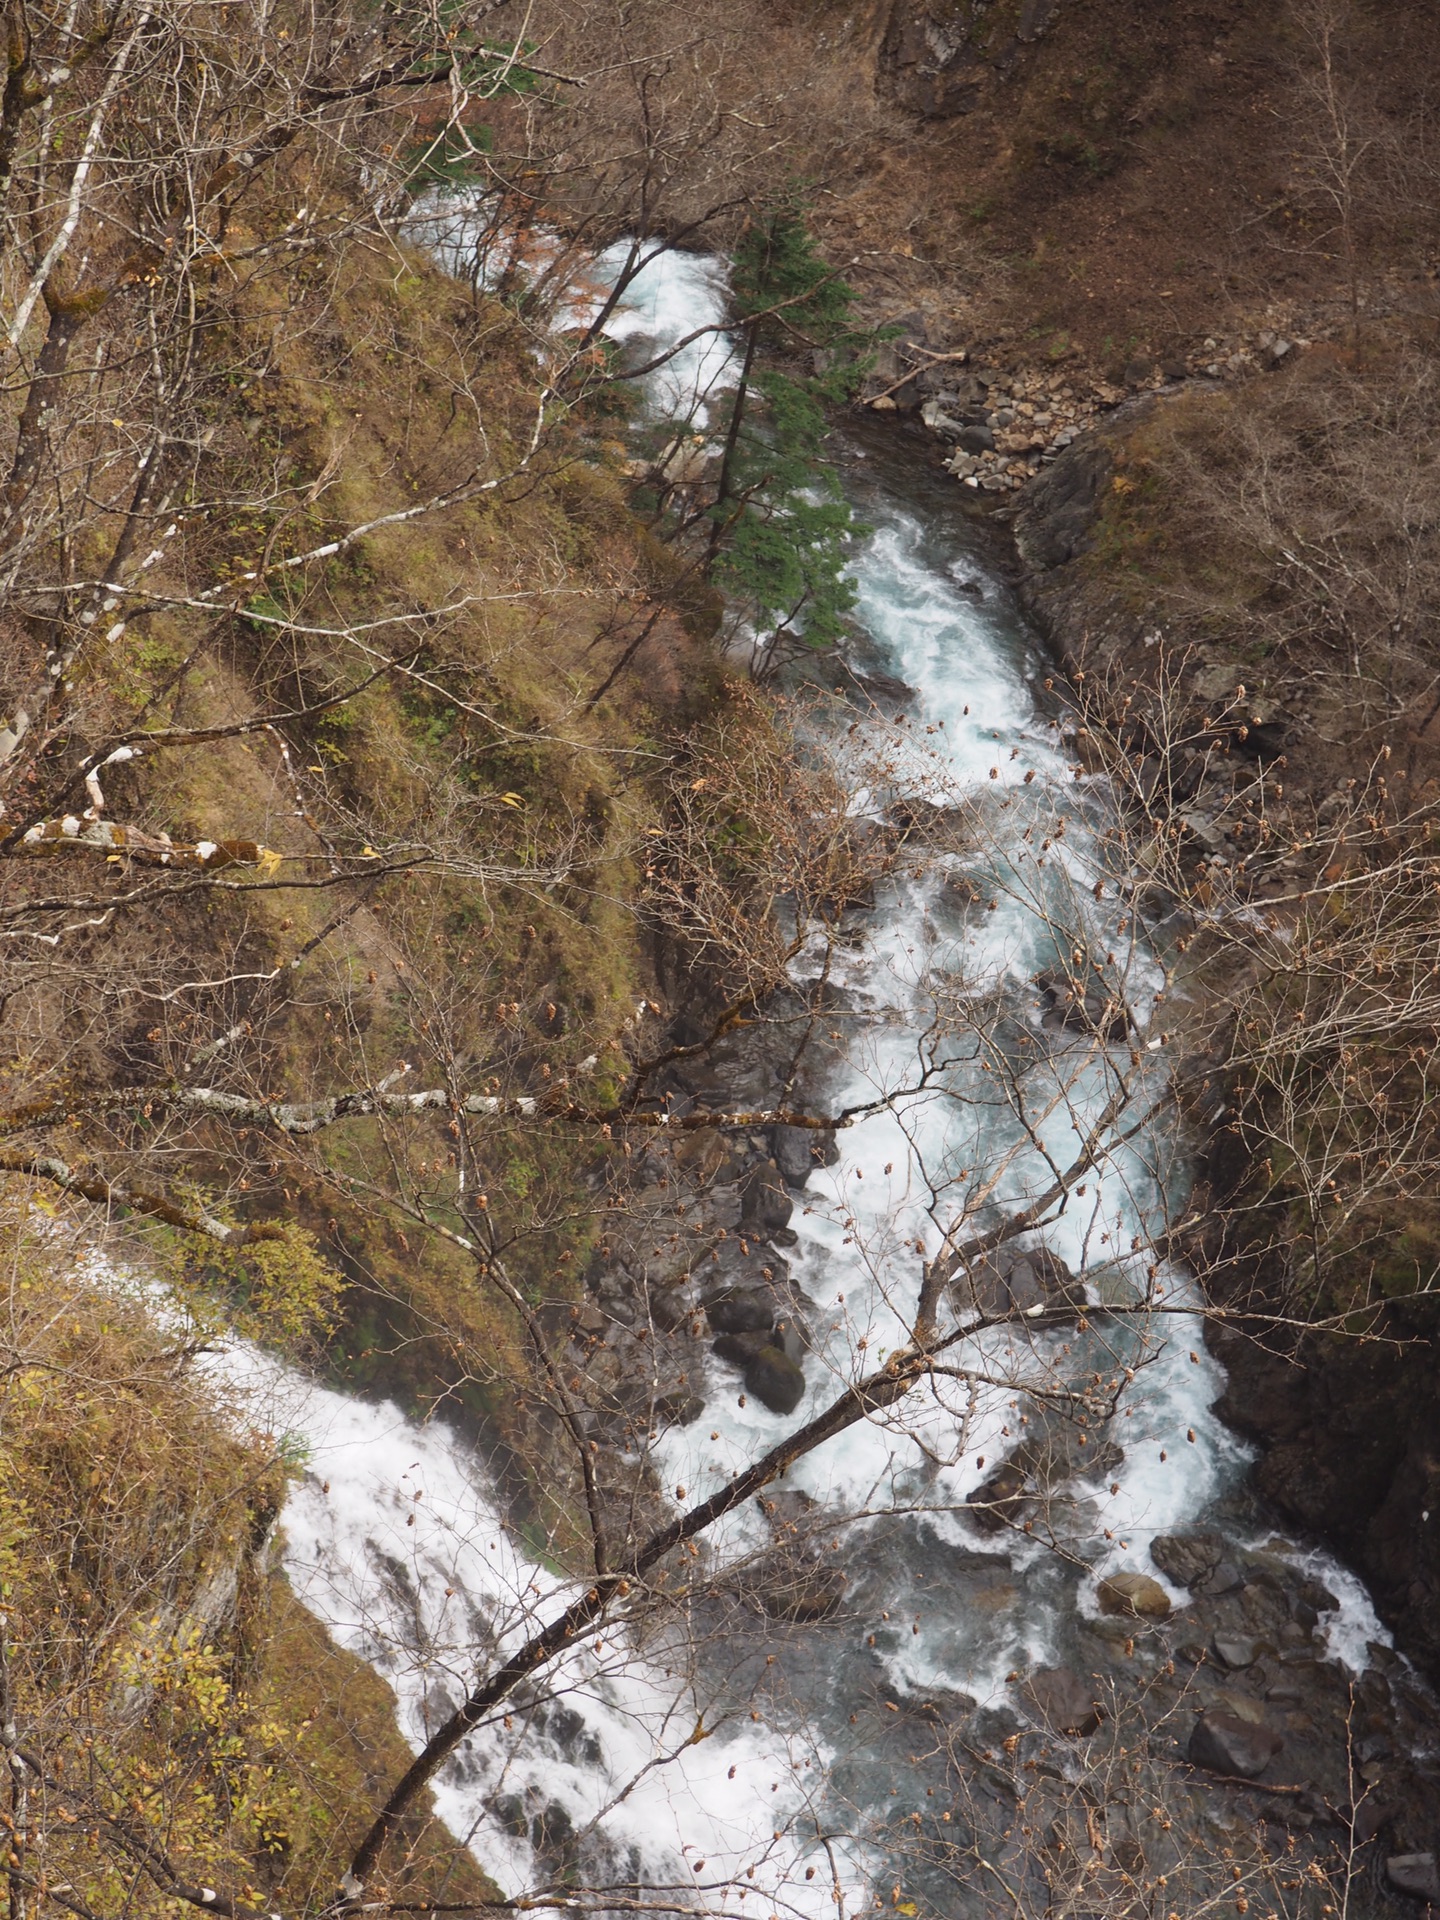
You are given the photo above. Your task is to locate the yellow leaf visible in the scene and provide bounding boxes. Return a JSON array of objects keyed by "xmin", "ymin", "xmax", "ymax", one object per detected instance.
[
  {"xmin": 500, "ymin": 792, "xmax": 525, "ymax": 809},
  {"xmin": 256, "ymin": 846, "xmax": 283, "ymax": 878}
]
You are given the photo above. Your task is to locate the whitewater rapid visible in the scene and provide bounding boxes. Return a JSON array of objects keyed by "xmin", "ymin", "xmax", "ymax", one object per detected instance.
[{"xmin": 193, "ymin": 236, "xmax": 1391, "ymax": 1916}]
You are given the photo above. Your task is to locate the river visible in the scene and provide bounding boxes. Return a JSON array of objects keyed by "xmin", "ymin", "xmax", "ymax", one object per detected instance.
[{"xmin": 219, "ymin": 237, "xmax": 1396, "ymax": 1919}]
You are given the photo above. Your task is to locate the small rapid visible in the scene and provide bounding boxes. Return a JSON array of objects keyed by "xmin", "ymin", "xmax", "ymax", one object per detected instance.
[{"xmin": 203, "ymin": 233, "xmax": 1396, "ymax": 1916}]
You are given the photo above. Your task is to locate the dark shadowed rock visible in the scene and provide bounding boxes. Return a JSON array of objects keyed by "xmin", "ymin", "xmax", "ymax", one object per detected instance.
[
  {"xmin": 1188, "ymin": 1712, "xmax": 1283, "ymax": 1779},
  {"xmin": 771, "ymin": 1125, "xmax": 836, "ymax": 1186},
  {"xmin": 1151, "ymin": 1530, "xmax": 1225, "ymax": 1588},
  {"xmin": 771, "ymin": 1314, "xmax": 807, "ymax": 1365},
  {"xmin": 744, "ymin": 1343, "xmax": 806, "ymax": 1415},
  {"xmin": 742, "ymin": 1162, "xmax": 794, "ymax": 1234},
  {"xmin": 1036, "ymin": 967, "xmax": 1129, "ymax": 1041},
  {"xmin": 1386, "ymin": 1853, "xmax": 1440, "ymax": 1902},
  {"xmin": 758, "ymin": 1565, "xmax": 846, "ymax": 1622},
  {"xmin": 653, "ymin": 1389, "xmax": 704, "ymax": 1427},
  {"xmin": 712, "ymin": 1329, "xmax": 770, "ymax": 1368},
  {"xmin": 966, "ymin": 1462, "xmax": 1031, "ymax": 1534},
  {"xmin": 705, "ymin": 1287, "xmax": 775, "ymax": 1335},
  {"xmin": 1021, "ymin": 1665, "xmax": 1103, "ymax": 1736},
  {"xmin": 1013, "ymin": 438, "xmax": 1112, "ymax": 572}
]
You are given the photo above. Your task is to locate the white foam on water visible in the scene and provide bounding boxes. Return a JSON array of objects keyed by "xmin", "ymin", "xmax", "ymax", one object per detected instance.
[
  {"xmin": 645, "ymin": 445, "xmax": 1241, "ymax": 1687},
  {"xmin": 591, "ymin": 240, "xmax": 737, "ymax": 425},
  {"xmin": 202, "ymin": 1339, "xmax": 869, "ymax": 1917},
  {"xmin": 1249, "ymin": 1540, "xmax": 1393, "ymax": 1675}
]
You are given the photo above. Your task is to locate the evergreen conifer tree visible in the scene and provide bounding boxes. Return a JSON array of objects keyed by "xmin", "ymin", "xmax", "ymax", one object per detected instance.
[{"xmin": 709, "ymin": 192, "xmax": 870, "ymax": 668}]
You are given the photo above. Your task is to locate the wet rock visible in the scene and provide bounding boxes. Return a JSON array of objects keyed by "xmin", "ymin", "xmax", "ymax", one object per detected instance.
[
  {"xmin": 1354, "ymin": 1798, "xmax": 1394, "ymax": 1843},
  {"xmin": 939, "ymin": 871, "xmax": 982, "ymax": 910},
  {"xmin": 957, "ymin": 422, "xmax": 995, "ymax": 453},
  {"xmin": 1212, "ymin": 1634, "xmax": 1273, "ymax": 1671},
  {"xmin": 1188, "ymin": 1711, "xmax": 1284, "ymax": 1779},
  {"xmin": 921, "ymin": 399, "xmax": 963, "ymax": 437},
  {"xmin": 1238, "ymin": 1570, "xmax": 1292, "ymax": 1634},
  {"xmin": 771, "ymin": 1124, "xmax": 837, "ymax": 1187},
  {"xmin": 705, "ymin": 1287, "xmax": 775, "ymax": 1335},
  {"xmin": 1011, "ymin": 1406, "xmax": 1121, "ymax": 1490},
  {"xmin": 966, "ymin": 1462, "xmax": 1032, "ymax": 1533},
  {"xmin": 757, "ymin": 1565, "xmax": 846, "ymax": 1622},
  {"xmin": 653, "ymin": 1388, "xmax": 704, "ymax": 1427},
  {"xmin": 712, "ymin": 1328, "xmax": 770, "ymax": 1368},
  {"xmin": 531, "ymin": 1801, "xmax": 573, "ymax": 1850},
  {"xmin": 1293, "ymin": 1574, "xmax": 1339, "ymax": 1619},
  {"xmin": 851, "ymin": 668, "xmax": 916, "ymax": 707},
  {"xmin": 743, "ymin": 1343, "xmax": 806, "ymax": 1415},
  {"xmin": 493, "ymin": 1793, "xmax": 529, "ymax": 1838},
  {"xmin": 741, "ymin": 1162, "xmax": 794, "ymax": 1235},
  {"xmin": 952, "ymin": 1242, "xmax": 1080, "ymax": 1319},
  {"xmin": 1150, "ymin": 1530, "xmax": 1225, "ymax": 1588},
  {"xmin": 1387, "ymin": 1854, "xmax": 1440, "ymax": 1903},
  {"xmin": 1198, "ymin": 1557, "xmax": 1245, "ymax": 1596},
  {"xmin": 1097, "ymin": 1571, "xmax": 1171, "ymax": 1619},
  {"xmin": 1020, "ymin": 1664, "xmax": 1103, "ymax": 1736},
  {"xmin": 771, "ymin": 1313, "xmax": 807, "ymax": 1366}
]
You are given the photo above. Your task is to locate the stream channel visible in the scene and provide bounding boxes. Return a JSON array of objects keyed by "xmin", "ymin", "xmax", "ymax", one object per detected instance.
[{"xmin": 219, "ymin": 240, "xmax": 1411, "ymax": 1918}]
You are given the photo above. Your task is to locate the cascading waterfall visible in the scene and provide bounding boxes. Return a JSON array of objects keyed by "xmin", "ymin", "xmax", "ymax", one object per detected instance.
[{"xmin": 199, "ymin": 233, "xmax": 1392, "ymax": 1917}]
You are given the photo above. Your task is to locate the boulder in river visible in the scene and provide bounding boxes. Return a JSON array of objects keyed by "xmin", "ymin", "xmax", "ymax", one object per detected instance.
[
  {"xmin": 1187, "ymin": 1711, "xmax": 1284, "ymax": 1779},
  {"xmin": 741, "ymin": 1161, "xmax": 794, "ymax": 1234},
  {"xmin": 951, "ymin": 1242, "xmax": 1081, "ymax": 1319},
  {"xmin": 1150, "ymin": 1530, "xmax": 1225, "ymax": 1588},
  {"xmin": 1386, "ymin": 1854, "xmax": 1440, "ymax": 1903},
  {"xmin": 705, "ymin": 1287, "xmax": 775, "ymax": 1335},
  {"xmin": 1097, "ymin": 1571, "xmax": 1171, "ymax": 1619},
  {"xmin": 712, "ymin": 1328, "xmax": 770, "ymax": 1367},
  {"xmin": 965, "ymin": 1461, "xmax": 1032, "ymax": 1534},
  {"xmin": 771, "ymin": 1124, "xmax": 836, "ymax": 1187},
  {"xmin": 1020, "ymin": 1664, "xmax": 1104, "ymax": 1736},
  {"xmin": 744, "ymin": 1343, "xmax": 806, "ymax": 1415},
  {"xmin": 757, "ymin": 1564, "xmax": 846, "ymax": 1622}
]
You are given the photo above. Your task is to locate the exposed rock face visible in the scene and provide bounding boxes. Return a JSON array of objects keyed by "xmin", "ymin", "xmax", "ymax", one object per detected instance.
[
  {"xmin": 1013, "ymin": 437, "xmax": 1114, "ymax": 576},
  {"xmin": 1097, "ymin": 1571, "xmax": 1171, "ymax": 1619},
  {"xmin": 1209, "ymin": 1304, "xmax": 1440, "ymax": 1679},
  {"xmin": 1014, "ymin": 412, "xmax": 1440, "ymax": 1687},
  {"xmin": 880, "ymin": 0, "xmax": 1060, "ymax": 118},
  {"xmin": 1187, "ymin": 1710, "xmax": 1283, "ymax": 1779},
  {"xmin": 741, "ymin": 1161, "xmax": 794, "ymax": 1234}
]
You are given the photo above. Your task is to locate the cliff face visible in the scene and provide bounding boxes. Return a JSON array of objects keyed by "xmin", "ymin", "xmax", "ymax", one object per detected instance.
[{"xmin": 1208, "ymin": 1263, "xmax": 1440, "ymax": 1676}]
